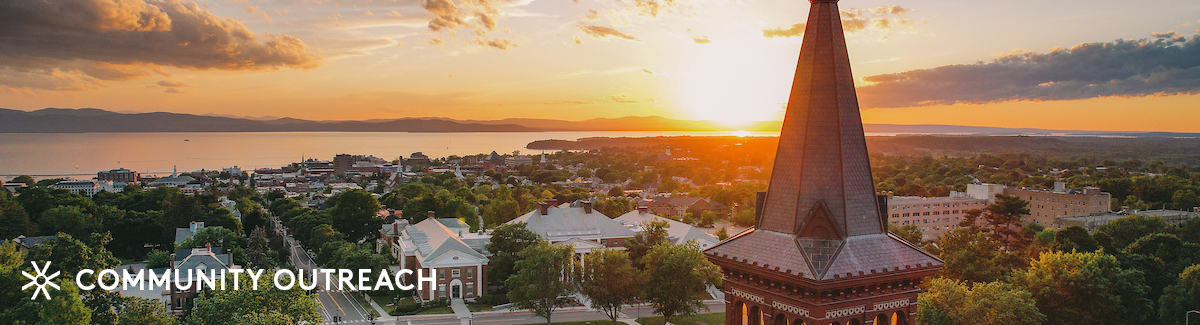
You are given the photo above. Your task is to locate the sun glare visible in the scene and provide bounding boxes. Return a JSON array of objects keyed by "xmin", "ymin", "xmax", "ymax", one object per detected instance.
[{"xmin": 674, "ymin": 37, "xmax": 796, "ymax": 127}]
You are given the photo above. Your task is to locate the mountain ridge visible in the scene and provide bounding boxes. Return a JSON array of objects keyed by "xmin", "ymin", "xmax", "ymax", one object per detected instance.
[{"xmin": 1, "ymin": 108, "xmax": 1196, "ymax": 137}]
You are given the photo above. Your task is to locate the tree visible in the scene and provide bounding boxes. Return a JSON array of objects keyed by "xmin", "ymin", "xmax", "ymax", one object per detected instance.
[
  {"xmin": 118, "ymin": 297, "xmax": 177, "ymax": 325},
  {"xmin": 179, "ymin": 227, "xmax": 245, "ymax": 251},
  {"xmin": 326, "ymin": 189, "xmax": 383, "ymax": 242},
  {"xmin": 39, "ymin": 206, "xmax": 98, "ymax": 238},
  {"xmin": 486, "ymin": 222, "xmax": 541, "ymax": 285},
  {"xmin": 579, "ymin": 249, "xmax": 642, "ymax": 325},
  {"xmin": 38, "ymin": 278, "xmax": 91, "ymax": 325},
  {"xmin": 1125, "ymin": 233, "xmax": 1199, "ymax": 275},
  {"xmin": 185, "ymin": 270, "xmax": 322, "ymax": 325},
  {"xmin": 27, "ymin": 233, "xmax": 123, "ymax": 324},
  {"xmin": 889, "ymin": 223, "xmax": 925, "ymax": 246},
  {"xmin": 247, "ymin": 227, "xmax": 273, "ymax": 268},
  {"xmin": 0, "ymin": 242, "xmax": 39, "ymax": 324},
  {"xmin": 607, "ymin": 186, "xmax": 624, "ymax": 197},
  {"xmin": 715, "ymin": 227, "xmax": 729, "ymax": 240},
  {"xmin": 625, "ymin": 220, "xmax": 669, "ymax": 269},
  {"xmin": 1052, "ymin": 226, "xmax": 1100, "ymax": 253},
  {"xmin": 505, "ymin": 241, "xmax": 575, "ymax": 325},
  {"xmin": 983, "ymin": 194, "xmax": 1031, "ymax": 250},
  {"xmin": 641, "ymin": 242, "xmax": 722, "ymax": 325},
  {"xmin": 916, "ymin": 277, "xmax": 1044, "ymax": 325},
  {"xmin": 145, "ymin": 250, "xmax": 171, "ymax": 269},
  {"xmin": 934, "ymin": 228, "xmax": 1021, "ymax": 283},
  {"xmin": 0, "ymin": 192, "xmax": 34, "ymax": 239},
  {"xmin": 1159, "ymin": 264, "xmax": 1200, "ymax": 325},
  {"xmin": 1010, "ymin": 251, "xmax": 1154, "ymax": 324},
  {"xmin": 1095, "ymin": 214, "xmax": 1169, "ymax": 250},
  {"xmin": 11, "ymin": 175, "xmax": 35, "ymax": 184}
]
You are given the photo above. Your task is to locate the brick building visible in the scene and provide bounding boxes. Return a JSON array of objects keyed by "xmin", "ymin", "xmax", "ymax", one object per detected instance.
[
  {"xmin": 968, "ymin": 182, "xmax": 1111, "ymax": 228},
  {"xmin": 98, "ymin": 168, "xmax": 140, "ymax": 183},
  {"xmin": 385, "ymin": 218, "xmax": 489, "ymax": 301},
  {"xmin": 886, "ymin": 193, "xmax": 989, "ymax": 240}
]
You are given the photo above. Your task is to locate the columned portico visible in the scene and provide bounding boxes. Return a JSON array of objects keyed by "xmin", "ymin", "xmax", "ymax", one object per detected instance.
[{"xmin": 703, "ymin": 0, "xmax": 943, "ymax": 324}]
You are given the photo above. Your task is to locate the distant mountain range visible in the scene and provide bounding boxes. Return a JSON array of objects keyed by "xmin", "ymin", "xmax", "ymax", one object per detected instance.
[{"xmin": 0, "ymin": 108, "xmax": 1196, "ymax": 137}]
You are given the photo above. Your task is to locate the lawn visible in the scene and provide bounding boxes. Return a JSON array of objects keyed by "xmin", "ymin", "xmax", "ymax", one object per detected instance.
[
  {"xmin": 417, "ymin": 306, "xmax": 455, "ymax": 315},
  {"xmin": 351, "ymin": 293, "xmax": 381, "ymax": 318},
  {"xmin": 637, "ymin": 312, "xmax": 725, "ymax": 325}
]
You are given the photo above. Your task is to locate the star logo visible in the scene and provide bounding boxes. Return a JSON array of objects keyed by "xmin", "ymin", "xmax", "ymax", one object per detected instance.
[{"xmin": 22, "ymin": 261, "xmax": 61, "ymax": 300}]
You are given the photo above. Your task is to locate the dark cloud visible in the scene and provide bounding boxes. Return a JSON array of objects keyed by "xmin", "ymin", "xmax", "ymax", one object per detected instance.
[
  {"xmin": 157, "ymin": 80, "xmax": 188, "ymax": 87},
  {"xmin": 763, "ymin": 5, "xmax": 918, "ymax": 38},
  {"xmin": 0, "ymin": 0, "xmax": 322, "ymax": 90},
  {"xmin": 856, "ymin": 31, "xmax": 1200, "ymax": 108},
  {"xmin": 578, "ymin": 25, "xmax": 639, "ymax": 41}
]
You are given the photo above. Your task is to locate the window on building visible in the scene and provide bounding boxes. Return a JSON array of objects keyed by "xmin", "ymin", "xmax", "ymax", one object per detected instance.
[
  {"xmin": 439, "ymin": 269, "xmax": 446, "ymax": 280},
  {"xmin": 452, "ymin": 269, "xmax": 460, "ymax": 278},
  {"xmin": 439, "ymin": 285, "xmax": 446, "ymax": 298},
  {"xmin": 467, "ymin": 268, "xmax": 474, "ymax": 279}
]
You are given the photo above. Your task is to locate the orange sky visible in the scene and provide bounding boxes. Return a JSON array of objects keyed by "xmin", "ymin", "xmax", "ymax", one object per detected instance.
[{"xmin": 1, "ymin": 0, "xmax": 1199, "ymax": 132}]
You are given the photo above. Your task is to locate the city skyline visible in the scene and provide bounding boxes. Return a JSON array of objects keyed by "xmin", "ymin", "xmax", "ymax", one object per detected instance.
[{"xmin": 1, "ymin": 0, "xmax": 1199, "ymax": 131}]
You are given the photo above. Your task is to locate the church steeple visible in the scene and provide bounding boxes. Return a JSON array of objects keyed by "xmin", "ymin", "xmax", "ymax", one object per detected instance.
[{"xmin": 757, "ymin": 0, "xmax": 882, "ymax": 239}]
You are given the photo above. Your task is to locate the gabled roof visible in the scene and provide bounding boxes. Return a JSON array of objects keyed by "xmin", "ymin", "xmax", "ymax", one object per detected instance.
[
  {"xmin": 405, "ymin": 218, "xmax": 488, "ymax": 265},
  {"xmin": 173, "ymin": 247, "xmax": 233, "ymax": 270},
  {"xmin": 508, "ymin": 205, "xmax": 635, "ymax": 240},
  {"xmin": 615, "ymin": 210, "xmax": 718, "ymax": 249},
  {"xmin": 705, "ymin": 229, "xmax": 941, "ymax": 281},
  {"xmin": 14, "ymin": 235, "xmax": 56, "ymax": 249}
]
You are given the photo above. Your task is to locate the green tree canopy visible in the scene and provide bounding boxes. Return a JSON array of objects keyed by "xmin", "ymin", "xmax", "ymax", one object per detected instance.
[
  {"xmin": 185, "ymin": 270, "xmax": 322, "ymax": 325},
  {"xmin": 505, "ymin": 241, "xmax": 575, "ymax": 325},
  {"xmin": 326, "ymin": 189, "xmax": 383, "ymax": 242},
  {"xmin": 486, "ymin": 222, "xmax": 541, "ymax": 285},
  {"xmin": 641, "ymin": 242, "xmax": 722, "ymax": 325},
  {"xmin": 626, "ymin": 220, "xmax": 669, "ymax": 269},
  {"xmin": 916, "ymin": 277, "xmax": 1044, "ymax": 325},
  {"xmin": 579, "ymin": 249, "xmax": 642, "ymax": 325},
  {"xmin": 1010, "ymin": 251, "xmax": 1154, "ymax": 324},
  {"xmin": 934, "ymin": 228, "xmax": 1022, "ymax": 283}
]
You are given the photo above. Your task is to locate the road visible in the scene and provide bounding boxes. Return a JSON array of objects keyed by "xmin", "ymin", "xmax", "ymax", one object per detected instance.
[{"xmin": 277, "ymin": 219, "xmax": 374, "ymax": 324}]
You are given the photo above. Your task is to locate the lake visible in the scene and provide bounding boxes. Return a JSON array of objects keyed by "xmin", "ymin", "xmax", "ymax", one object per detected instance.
[{"xmin": 0, "ymin": 131, "xmax": 789, "ymax": 178}]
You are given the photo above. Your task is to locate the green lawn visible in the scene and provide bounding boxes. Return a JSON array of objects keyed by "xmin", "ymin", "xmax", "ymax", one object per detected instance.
[
  {"xmin": 351, "ymin": 293, "xmax": 381, "ymax": 318},
  {"xmin": 467, "ymin": 302, "xmax": 494, "ymax": 312},
  {"xmin": 637, "ymin": 312, "xmax": 725, "ymax": 325}
]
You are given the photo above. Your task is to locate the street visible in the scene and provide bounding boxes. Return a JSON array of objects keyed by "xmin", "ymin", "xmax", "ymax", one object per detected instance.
[{"xmin": 278, "ymin": 219, "xmax": 375, "ymax": 324}]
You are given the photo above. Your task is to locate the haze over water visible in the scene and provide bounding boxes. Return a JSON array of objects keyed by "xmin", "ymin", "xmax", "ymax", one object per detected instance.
[{"xmin": 0, "ymin": 131, "xmax": 793, "ymax": 178}]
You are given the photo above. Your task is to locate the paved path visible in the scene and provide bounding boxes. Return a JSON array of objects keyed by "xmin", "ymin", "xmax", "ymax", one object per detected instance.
[{"xmin": 277, "ymin": 218, "xmax": 373, "ymax": 324}]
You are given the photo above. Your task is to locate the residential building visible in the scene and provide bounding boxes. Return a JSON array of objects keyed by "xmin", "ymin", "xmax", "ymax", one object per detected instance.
[
  {"xmin": 886, "ymin": 192, "xmax": 989, "ymax": 240},
  {"xmin": 968, "ymin": 182, "xmax": 1112, "ymax": 228},
  {"xmin": 165, "ymin": 245, "xmax": 236, "ymax": 315},
  {"xmin": 508, "ymin": 200, "xmax": 636, "ymax": 268},
  {"xmin": 98, "ymin": 168, "xmax": 139, "ymax": 183},
  {"xmin": 53, "ymin": 179, "xmax": 124, "ymax": 196},
  {"xmin": 12, "ymin": 235, "xmax": 56, "ymax": 253},
  {"xmin": 175, "ymin": 221, "xmax": 206, "ymax": 245},
  {"xmin": 615, "ymin": 207, "xmax": 719, "ymax": 249},
  {"xmin": 505, "ymin": 155, "xmax": 533, "ymax": 167},
  {"xmin": 384, "ymin": 218, "xmax": 488, "ymax": 301}
]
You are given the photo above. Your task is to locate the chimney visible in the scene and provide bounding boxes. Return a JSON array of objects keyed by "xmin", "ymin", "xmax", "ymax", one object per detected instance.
[
  {"xmin": 538, "ymin": 202, "xmax": 550, "ymax": 215},
  {"xmin": 582, "ymin": 201, "xmax": 593, "ymax": 214},
  {"xmin": 393, "ymin": 222, "xmax": 399, "ymax": 236},
  {"xmin": 546, "ymin": 198, "xmax": 558, "ymax": 207},
  {"xmin": 205, "ymin": 242, "xmax": 211, "ymax": 252},
  {"xmin": 427, "ymin": 211, "xmax": 436, "ymax": 219},
  {"xmin": 637, "ymin": 206, "xmax": 649, "ymax": 214}
]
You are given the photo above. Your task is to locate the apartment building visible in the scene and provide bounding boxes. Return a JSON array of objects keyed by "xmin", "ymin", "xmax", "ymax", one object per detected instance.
[
  {"xmin": 967, "ymin": 182, "xmax": 1111, "ymax": 228},
  {"xmin": 887, "ymin": 192, "xmax": 989, "ymax": 240}
]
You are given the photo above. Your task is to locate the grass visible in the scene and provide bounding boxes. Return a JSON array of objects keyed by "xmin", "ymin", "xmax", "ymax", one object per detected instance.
[
  {"xmin": 368, "ymin": 292, "xmax": 399, "ymax": 315},
  {"xmin": 467, "ymin": 302, "xmax": 494, "ymax": 312},
  {"xmin": 637, "ymin": 312, "xmax": 725, "ymax": 325},
  {"xmin": 417, "ymin": 306, "xmax": 455, "ymax": 315}
]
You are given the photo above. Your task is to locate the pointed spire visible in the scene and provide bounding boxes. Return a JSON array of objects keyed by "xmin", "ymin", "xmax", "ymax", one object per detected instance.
[{"xmin": 757, "ymin": 0, "xmax": 883, "ymax": 238}]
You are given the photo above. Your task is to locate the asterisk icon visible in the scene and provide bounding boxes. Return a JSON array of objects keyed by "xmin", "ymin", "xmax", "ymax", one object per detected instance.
[{"xmin": 22, "ymin": 261, "xmax": 60, "ymax": 300}]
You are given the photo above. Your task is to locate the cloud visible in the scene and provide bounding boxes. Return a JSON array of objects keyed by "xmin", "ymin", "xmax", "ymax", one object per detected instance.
[
  {"xmin": 856, "ymin": 31, "xmax": 1200, "ymax": 108},
  {"xmin": 543, "ymin": 94, "xmax": 655, "ymax": 105},
  {"xmin": 763, "ymin": 5, "xmax": 919, "ymax": 38},
  {"xmin": 157, "ymin": 80, "xmax": 188, "ymax": 87},
  {"xmin": 621, "ymin": 0, "xmax": 683, "ymax": 18},
  {"xmin": 422, "ymin": 0, "xmax": 517, "ymax": 50},
  {"xmin": 692, "ymin": 36, "xmax": 710, "ymax": 44},
  {"xmin": 763, "ymin": 23, "xmax": 806, "ymax": 38},
  {"xmin": 0, "ymin": 0, "xmax": 322, "ymax": 91},
  {"xmin": 578, "ymin": 25, "xmax": 639, "ymax": 41},
  {"xmin": 164, "ymin": 87, "xmax": 184, "ymax": 93}
]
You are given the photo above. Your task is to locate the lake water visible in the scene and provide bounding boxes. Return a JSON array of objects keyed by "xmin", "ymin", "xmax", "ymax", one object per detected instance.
[{"xmin": 0, "ymin": 131, "xmax": 790, "ymax": 178}]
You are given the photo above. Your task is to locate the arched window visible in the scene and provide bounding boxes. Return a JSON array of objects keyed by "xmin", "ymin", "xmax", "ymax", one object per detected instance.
[
  {"xmin": 774, "ymin": 314, "xmax": 788, "ymax": 325},
  {"xmin": 873, "ymin": 314, "xmax": 889, "ymax": 325}
]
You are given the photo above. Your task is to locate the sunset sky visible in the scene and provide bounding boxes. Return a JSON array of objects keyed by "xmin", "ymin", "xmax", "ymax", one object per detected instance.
[{"xmin": 1, "ymin": 0, "xmax": 1198, "ymax": 131}]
